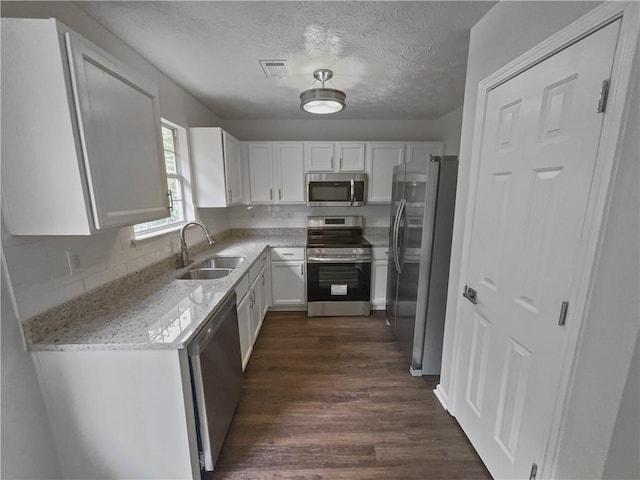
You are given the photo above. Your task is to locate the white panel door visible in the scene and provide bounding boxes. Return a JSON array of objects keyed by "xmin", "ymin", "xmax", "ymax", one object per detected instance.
[
  {"xmin": 304, "ymin": 142, "xmax": 334, "ymax": 171},
  {"xmin": 366, "ymin": 143, "xmax": 405, "ymax": 203},
  {"xmin": 65, "ymin": 31, "xmax": 168, "ymax": 229},
  {"xmin": 248, "ymin": 143, "xmax": 274, "ymax": 203},
  {"xmin": 275, "ymin": 143, "xmax": 305, "ymax": 203},
  {"xmin": 223, "ymin": 132, "xmax": 243, "ymax": 205},
  {"xmin": 336, "ymin": 142, "xmax": 365, "ymax": 171},
  {"xmin": 453, "ymin": 21, "xmax": 620, "ymax": 479}
]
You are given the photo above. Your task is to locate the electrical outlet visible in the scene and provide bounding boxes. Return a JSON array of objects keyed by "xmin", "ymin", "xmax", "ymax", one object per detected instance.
[{"xmin": 66, "ymin": 250, "xmax": 83, "ymax": 275}]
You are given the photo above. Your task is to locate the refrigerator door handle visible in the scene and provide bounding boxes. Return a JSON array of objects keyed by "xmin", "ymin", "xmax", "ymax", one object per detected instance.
[
  {"xmin": 397, "ymin": 199, "xmax": 408, "ymax": 272},
  {"xmin": 393, "ymin": 199, "xmax": 406, "ymax": 273}
]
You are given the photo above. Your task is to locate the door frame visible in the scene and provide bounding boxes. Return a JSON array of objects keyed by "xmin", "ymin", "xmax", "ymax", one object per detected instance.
[{"xmin": 447, "ymin": 1, "xmax": 639, "ymax": 477}]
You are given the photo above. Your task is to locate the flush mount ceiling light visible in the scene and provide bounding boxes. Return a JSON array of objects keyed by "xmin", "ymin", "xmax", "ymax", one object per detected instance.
[{"xmin": 300, "ymin": 69, "xmax": 346, "ymax": 115}]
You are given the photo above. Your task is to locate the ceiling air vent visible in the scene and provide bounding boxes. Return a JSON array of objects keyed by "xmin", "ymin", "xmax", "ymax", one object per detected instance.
[{"xmin": 259, "ymin": 60, "xmax": 289, "ymax": 78}]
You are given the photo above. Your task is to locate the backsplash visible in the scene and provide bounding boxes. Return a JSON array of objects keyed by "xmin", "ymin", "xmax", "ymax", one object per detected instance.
[
  {"xmin": 1, "ymin": 208, "xmax": 229, "ymax": 321},
  {"xmin": 227, "ymin": 204, "xmax": 392, "ymax": 229}
]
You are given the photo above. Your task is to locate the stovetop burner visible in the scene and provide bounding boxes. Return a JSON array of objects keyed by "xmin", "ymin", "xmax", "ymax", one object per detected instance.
[{"xmin": 306, "ymin": 216, "xmax": 371, "ymax": 249}]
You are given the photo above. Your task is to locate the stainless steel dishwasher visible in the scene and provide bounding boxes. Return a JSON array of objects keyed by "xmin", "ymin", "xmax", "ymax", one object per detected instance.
[{"xmin": 188, "ymin": 292, "xmax": 243, "ymax": 472}]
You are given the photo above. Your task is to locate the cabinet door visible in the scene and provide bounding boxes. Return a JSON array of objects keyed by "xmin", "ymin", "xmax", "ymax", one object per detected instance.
[
  {"xmin": 248, "ymin": 143, "xmax": 274, "ymax": 203},
  {"xmin": 366, "ymin": 143, "xmax": 405, "ymax": 203},
  {"xmin": 304, "ymin": 143, "xmax": 334, "ymax": 172},
  {"xmin": 275, "ymin": 143, "xmax": 305, "ymax": 204},
  {"xmin": 236, "ymin": 294, "xmax": 253, "ymax": 370},
  {"xmin": 336, "ymin": 143, "xmax": 365, "ymax": 172},
  {"xmin": 66, "ymin": 31, "xmax": 169, "ymax": 229},
  {"xmin": 371, "ymin": 260, "xmax": 389, "ymax": 308},
  {"xmin": 223, "ymin": 132, "xmax": 243, "ymax": 205},
  {"xmin": 271, "ymin": 261, "xmax": 306, "ymax": 306},
  {"xmin": 406, "ymin": 143, "xmax": 445, "ymax": 164}
]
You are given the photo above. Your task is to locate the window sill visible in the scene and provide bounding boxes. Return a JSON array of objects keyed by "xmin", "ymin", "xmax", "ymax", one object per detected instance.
[{"xmin": 132, "ymin": 223, "xmax": 186, "ymax": 245}]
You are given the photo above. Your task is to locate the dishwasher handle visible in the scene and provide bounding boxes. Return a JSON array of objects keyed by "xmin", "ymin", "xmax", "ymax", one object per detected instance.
[{"xmin": 188, "ymin": 292, "xmax": 237, "ymax": 356}]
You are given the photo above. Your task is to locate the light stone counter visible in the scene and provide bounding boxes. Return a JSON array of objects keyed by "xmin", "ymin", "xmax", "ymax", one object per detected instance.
[{"xmin": 23, "ymin": 235, "xmax": 306, "ymax": 351}]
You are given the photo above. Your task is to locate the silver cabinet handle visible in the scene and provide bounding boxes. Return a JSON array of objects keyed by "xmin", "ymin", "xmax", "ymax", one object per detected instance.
[
  {"xmin": 228, "ymin": 189, "xmax": 232, "ymax": 202},
  {"xmin": 282, "ymin": 252, "xmax": 294, "ymax": 256},
  {"xmin": 261, "ymin": 275, "xmax": 265, "ymax": 286},
  {"xmin": 301, "ymin": 263, "xmax": 304, "ymax": 275},
  {"xmin": 279, "ymin": 188, "xmax": 282, "ymax": 200},
  {"xmin": 270, "ymin": 188, "xmax": 273, "ymax": 200},
  {"xmin": 167, "ymin": 190, "xmax": 174, "ymax": 211},
  {"xmin": 340, "ymin": 157, "xmax": 343, "ymax": 169}
]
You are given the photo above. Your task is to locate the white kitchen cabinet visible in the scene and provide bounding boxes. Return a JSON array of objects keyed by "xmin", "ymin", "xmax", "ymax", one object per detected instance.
[
  {"xmin": 190, "ymin": 127, "xmax": 243, "ymax": 207},
  {"xmin": 366, "ymin": 143, "xmax": 406, "ymax": 203},
  {"xmin": 335, "ymin": 143, "xmax": 366, "ymax": 171},
  {"xmin": 247, "ymin": 142, "xmax": 305, "ymax": 204},
  {"xmin": 247, "ymin": 143, "xmax": 273, "ymax": 203},
  {"xmin": 1, "ymin": 18, "xmax": 169, "ymax": 235},
  {"xmin": 371, "ymin": 247, "xmax": 390, "ymax": 309},
  {"xmin": 270, "ymin": 248, "xmax": 306, "ymax": 307},
  {"xmin": 405, "ymin": 142, "xmax": 445, "ymax": 164},
  {"xmin": 304, "ymin": 142, "xmax": 365, "ymax": 172},
  {"xmin": 304, "ymin": 142, "xmax": 335, "ymax": 171}
]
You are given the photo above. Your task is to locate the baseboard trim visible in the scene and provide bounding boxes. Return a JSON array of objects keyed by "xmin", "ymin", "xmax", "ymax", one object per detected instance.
[
  {"xmin": 434, "ymin": 384, "xmax": 450, "ymax": 413},
  {"xmin": 268, "ymin": 306, "xmax": 307, "ymax": 312},
  {"xmin": 409, "ymin": 367, "xmax": 422, "ymax": 377}
]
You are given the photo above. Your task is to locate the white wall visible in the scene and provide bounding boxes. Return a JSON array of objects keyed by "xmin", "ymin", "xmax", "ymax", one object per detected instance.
[
  {"xmin": 227, "ymin": 204, "xmax": 391, "ymax": 230},
  {"xmin": 603, "ymin": 331, "xmax": 640, "ymax": 480},
  {"xmin": 0, "ymin": 2, "xmax": 225, "ymax": 478},
  {"xmin": 440, "ymin": 1, "xmax": 639, "ymax": 479},
  {"xmin": 220, "ymin": 119, "xmax": 442, "ymax": 142},
  {"xmin": 433, "ymin": 107, "xmax": 463, "ymax": 155}
]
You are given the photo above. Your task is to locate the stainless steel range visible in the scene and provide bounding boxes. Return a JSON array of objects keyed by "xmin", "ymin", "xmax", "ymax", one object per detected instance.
[{"xmin": 306, "ymin": 216, "xmax": 372, "ymax": 317}]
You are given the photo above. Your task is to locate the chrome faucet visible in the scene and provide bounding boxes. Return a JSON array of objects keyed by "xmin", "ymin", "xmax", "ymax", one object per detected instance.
[{"xmin": 179, "ymin": 221, "xmax": 215, "ymax": 267}]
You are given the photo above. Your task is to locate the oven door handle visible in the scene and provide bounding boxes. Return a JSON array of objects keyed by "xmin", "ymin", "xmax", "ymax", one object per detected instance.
[{"xmin": 307, "ymin": 256, "xmax": 373, "ymax": 263}]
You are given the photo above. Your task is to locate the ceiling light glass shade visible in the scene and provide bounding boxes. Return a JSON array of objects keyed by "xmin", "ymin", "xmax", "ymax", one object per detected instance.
[
  {"xmin": 300, "ymin": 88, "xmax": 346, "ymax": 114},
  {"xmin": 300, "ymin": 69, "xmax": 347, "ymax": 114}
]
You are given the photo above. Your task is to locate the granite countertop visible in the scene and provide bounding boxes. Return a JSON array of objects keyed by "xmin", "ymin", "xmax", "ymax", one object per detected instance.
[{"xmin": 24, "ymin": 235, "xmax": 306, "ymax": 352}]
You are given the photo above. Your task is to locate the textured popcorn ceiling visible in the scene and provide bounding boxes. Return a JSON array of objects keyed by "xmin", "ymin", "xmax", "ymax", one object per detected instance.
[{"xmin": 75, "ymin": 1, "xmax": 496, "ymax": 120}]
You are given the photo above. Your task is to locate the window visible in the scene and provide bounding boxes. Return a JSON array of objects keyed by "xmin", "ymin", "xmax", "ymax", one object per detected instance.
[{"xmin": 134, "ymin": 123, "xmax": 188, "ymax": 235}]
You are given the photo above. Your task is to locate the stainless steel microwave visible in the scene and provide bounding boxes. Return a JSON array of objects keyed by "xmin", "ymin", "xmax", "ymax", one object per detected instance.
[{"xmin": 306, "ymin": 173, "xmax": 368, "ymax": 206}]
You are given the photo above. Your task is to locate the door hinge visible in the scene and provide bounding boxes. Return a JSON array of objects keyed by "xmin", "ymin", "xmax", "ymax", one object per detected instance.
[
  {"xmin": 529, "ymin": 463, "xmax": 538, "ymax": 480},
  {"xmin": 597, "ymin": 79, "xmax": 610, "ymax": 113},
  {"xmin": 558, "ymin": 301, "xmax": 569, "ymax": 326}
]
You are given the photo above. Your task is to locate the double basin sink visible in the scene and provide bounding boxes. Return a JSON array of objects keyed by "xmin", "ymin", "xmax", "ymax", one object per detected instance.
[{"xmin": 177, "ymin": 256, "xmax": 245, "ymax": 280}]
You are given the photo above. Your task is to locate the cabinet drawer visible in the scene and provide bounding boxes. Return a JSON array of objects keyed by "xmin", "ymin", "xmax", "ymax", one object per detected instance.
[
  {"xmin": 271, "ymin": 247, "xmax": 304, "ymax": 261},
  {"xmin": 235, "ymin": 273, "xmax": 250, "ymax": 302}
]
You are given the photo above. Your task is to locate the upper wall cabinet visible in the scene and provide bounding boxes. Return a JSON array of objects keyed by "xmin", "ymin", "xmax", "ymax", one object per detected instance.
[
  {"xmin": 190, "ymin": 127, "xmax": 244, "ymax": 207},
  {"xmin": 365, "ymin": 143, "xmax": 406, "ymax": 203},
  {"xmin": 304, "ymin": 142, "xmax": 365, "ymax": 172},
  {"xmin": 1, "ymin": 18, "xmax": 169, "ymax": 235},
  {"xmin": 247, "ymin": 142, "xmax": 305, "ymax": 204}
]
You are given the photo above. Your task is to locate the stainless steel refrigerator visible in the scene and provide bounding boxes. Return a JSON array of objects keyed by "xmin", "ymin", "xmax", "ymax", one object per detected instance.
[{"xmin": 385, "ymin": 156, "xmax": 458, "ymax": 375}]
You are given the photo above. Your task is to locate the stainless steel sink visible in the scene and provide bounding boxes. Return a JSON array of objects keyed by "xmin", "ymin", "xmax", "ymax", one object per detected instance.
[
  {"xmin": 192, "ymin": 256, "xmax": 245, "ymax": 270},
  {"xmin": 177, "ymin": 268, "xmax": 233, "ymax": 280}
]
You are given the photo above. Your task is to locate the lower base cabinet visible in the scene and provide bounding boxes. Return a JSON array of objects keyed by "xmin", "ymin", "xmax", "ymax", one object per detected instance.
[
  {"xmin": 236, "ymin": 252, "xmax": 270, "ymax": 370},
  {"xmin": 270, "ymin": 247, "xmax": 306, "ymax": 307},
  {"xmin": 32, "ymin": 349, "xmax": 200, "ymax": 479}
]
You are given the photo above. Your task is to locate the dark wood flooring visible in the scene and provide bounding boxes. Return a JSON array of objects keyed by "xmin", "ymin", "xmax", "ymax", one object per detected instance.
[{"xmin": 210, "ymin": 312, "xmax": 491, "ymax": 479}]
